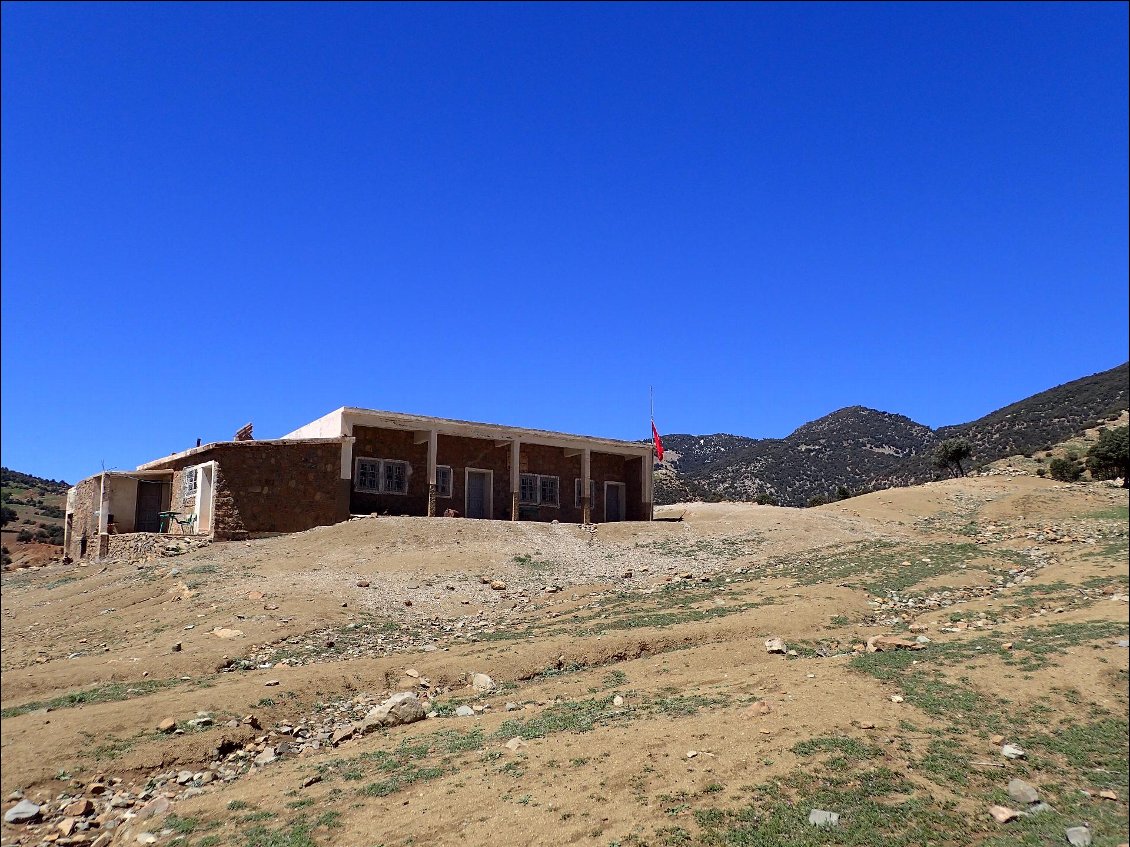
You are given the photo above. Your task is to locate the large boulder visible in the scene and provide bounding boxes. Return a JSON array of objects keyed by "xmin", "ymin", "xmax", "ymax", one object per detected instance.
[
  {"xmin": 471, "ymin": 673, "xmax": 496, "ymax": 692},
  {"xmin": 4, "ymin": 799, "xmax": 41, "ymax": 824},
  {"xmin": 361, "ymin": 692, "xmax": 427, "ymax": 731}
]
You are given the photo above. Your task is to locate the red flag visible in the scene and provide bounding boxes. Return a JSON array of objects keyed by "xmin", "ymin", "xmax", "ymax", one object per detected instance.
[{"xmin": 651, "ymin": 421, "xmax": 664, "ymax": 462}]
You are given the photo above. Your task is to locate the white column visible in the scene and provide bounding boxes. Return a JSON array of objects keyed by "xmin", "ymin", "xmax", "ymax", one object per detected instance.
[
  {"xmin": 98, "ymin": 473, "xmax": 110, "ymax": 536},
  {"xmin": 510, "ymin": 439, "xmax": 521, "ymax": 520}
]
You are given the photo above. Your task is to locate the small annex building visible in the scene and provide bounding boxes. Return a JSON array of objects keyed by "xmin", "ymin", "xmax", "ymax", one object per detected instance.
[{"xmin": 64, "ymin": 407, "xmax": 655, "ymax": 560}]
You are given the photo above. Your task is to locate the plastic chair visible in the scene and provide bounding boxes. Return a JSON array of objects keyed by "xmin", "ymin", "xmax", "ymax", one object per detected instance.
[{"xmin": 172, "ymin": 513, "xmax": 197, "ymax": 535}]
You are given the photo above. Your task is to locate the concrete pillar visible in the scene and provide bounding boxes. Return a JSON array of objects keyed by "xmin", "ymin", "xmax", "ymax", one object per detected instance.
[
  {"xmin": 510, "ymin": 439, "xmax": 521, "ymax": 521},
  {"xmin": 426, "ymin": 430, "xmax": 438, "ymax": 517},
  {"xmin": 644, "ymin": 449, "xmax": 654, "ymax": 521},
  {"xmin": 581, "ymin": 448, "xmax": 591, "ymax": 525},
  {"xmin": 96, "ymin": 474, "xmax": 110, "ymax": 559}
]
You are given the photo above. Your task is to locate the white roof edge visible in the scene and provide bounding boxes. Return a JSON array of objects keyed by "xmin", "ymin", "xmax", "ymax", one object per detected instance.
[{"xmin": 337, "ymin": 406, "xmax": 652, "ymax": 454}]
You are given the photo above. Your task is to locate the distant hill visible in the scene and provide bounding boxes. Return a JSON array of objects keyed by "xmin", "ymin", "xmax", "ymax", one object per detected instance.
[
  {"xmin": 1, "ymin": 467, "xmax": 70, "ymax": 494},
  {"xmin": 1, "ymin": 467, "xmax": 69, "ymax": 567},
  {"xmin": 656, "ymin": 362, "xmax": 1129, "ymax": 507}
]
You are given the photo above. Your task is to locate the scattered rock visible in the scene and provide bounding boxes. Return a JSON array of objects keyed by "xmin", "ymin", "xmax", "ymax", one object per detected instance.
[
  {"xmin": 3, "ymin": 799, "xmax": 41, "ymax": 824},
  {"xmin": 504, "ymin": 737, "xmax": 527, "ymax": 752},
  {"xmin": 505, "ymin": 702, "xmax": 520, "ymax": 711},
  {"xmin": 254, "ymin": 747, "xmax": 278, "ymax": 766},
  {"xmin": 990, "ymin": 734, "xmax": 1006, "ymax": 745},
  {"xmin": 989, "ymin": 805, "xmax": 1020, "ymax": 823},
  {"xmin": 356, "ymin": 581, "xmax": 370, "ymax": 588},
  {"xmin": 63, "ymin": 798, "xmax": 94, "ymax": 817},
  {"xmin": 455, "ymin": 705, "xmax": 475, "ymax": 717},
  {"xmin": 1008, "ymin": 778, "xmax": 1039, "ymax": 805},
  {"xmin": 1001, "ymin": 744, "xmax": 1026, "ymax": 760},
  {"xmin": 808, "ymin": 809, "xmax": 839, "ymax": 827},
  {"xmin": 1098, "ymin": 789, "xmax": 1118, "ymax": 801},
  {"xmin": 764, "ymin": 637, "xmax": 787, "ymax": 654},
  {"xmin": 749, "ymin": 701, "xmax": 772, "ymax": 716},
  {"xmin": 889, "ymin": 694, "xmax": 904, "ymax": 703},
  {"xmin": 264, "ymin": 679, "xmax": 280, "ymax": 687},
  {"xmin": 1065, "ymin": 826, "xmax": 1092, "ymax": 847},
  {"xmin": 471, "ymin": 673, "xmax": 496, "ymax": 692},
  {"xmin": 331, "ymin": 724, "xmax": 355, "ymax": 746},
  {"xmin": 136, "ymin": 833, "xmax": 158, "ymax": 845},
  {"xmin": 135, "ymin": 797, "xmax": 170, "ymax": 819},
  {"xmin": 171, "ymin": 642, "xmax": 182, "ymax": 652},
  {"xmin": 613, "ymin": 695, "xmax": 625, "ymax": 707},
  {"xmin": 404, "ymin": 669, "xmax": 420, "ymax": 678},
  {"xmin": 866, "ymin": 635, "xmax": 924, "ymax": 653},
  {"xmin": 361, "ymin": 692, "xmax": 427, "ymax": 730},
  {"xmin": 211, "ymin": 628, "xmax": 244, "ymax": 639},
  {"xmin": 490, "ymin": 580, "xmax": 507, "ymax": 591},
  {"xmin": 157, "ymin": 718, "xmax": 177, "ymax": 733}
]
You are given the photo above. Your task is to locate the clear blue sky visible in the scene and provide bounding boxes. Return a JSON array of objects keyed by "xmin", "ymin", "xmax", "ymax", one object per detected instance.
[{"xmin": 2, "ymin": 2, "xmax": 1127, "ymax": 483}]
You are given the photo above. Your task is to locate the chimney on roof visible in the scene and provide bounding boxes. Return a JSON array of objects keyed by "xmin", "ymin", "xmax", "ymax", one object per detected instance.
[
  {"xmin": 234, "ymin": 422, "xmax": 254, "ymax": 441},
  {"xmin": 196, "ymin": 438, "xmax": 202, "ymax": 447}
]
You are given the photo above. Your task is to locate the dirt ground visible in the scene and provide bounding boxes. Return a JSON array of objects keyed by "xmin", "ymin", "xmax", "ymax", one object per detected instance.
[{"xmin": 1, "ymin": 472, "xmax": 1127, "ymax": 847}]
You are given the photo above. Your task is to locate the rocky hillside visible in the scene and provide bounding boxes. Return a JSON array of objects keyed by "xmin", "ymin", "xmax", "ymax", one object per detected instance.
[{"xmin": 656, "ymin": 361, "xmax": 1129, "ymax": 507}]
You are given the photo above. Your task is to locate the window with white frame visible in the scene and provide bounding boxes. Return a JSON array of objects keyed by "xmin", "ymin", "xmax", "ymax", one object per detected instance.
[
  {"xmin": 520, "ymin": 473, "xmax": 559, "ymax": 507},
  {"xmin": 383, "ymin": 460, "xmax": 409, "ymax": 494},
  {"xmin": 539, "ymin": 476, "xmax": 560, "ymax": 508},
  {"xmin": 435, "ymin": 466, "xmax": 452, "ymax": 498},
  {"xmin": 519, "ymin": 473, "xmax": 539, "ymax": 505},
  {"xmin": 354, "ymin": 458, "xmax": 411, "ymax": 495},
  {"xmin": 182, "ymin": 468, "xmax": 198, "ymax": 499},
  {"xmin": 356, "ymin": 459, "xmax": 381, "ymax": 493},
  {"xmin": 574, "ymin": 478, "xmax": 596, "ymax": 508}
]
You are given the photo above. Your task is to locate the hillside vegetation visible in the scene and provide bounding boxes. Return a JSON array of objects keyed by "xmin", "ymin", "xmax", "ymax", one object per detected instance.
[{"xmin": 1, "ymin": 467, "xmax": 68, "ymax": 568}]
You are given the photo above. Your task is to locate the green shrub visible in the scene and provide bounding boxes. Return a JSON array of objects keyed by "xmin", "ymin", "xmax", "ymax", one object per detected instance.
[{"xmin": 1048, "ymin": 457, "xmax": 1083, "ymax": 482}]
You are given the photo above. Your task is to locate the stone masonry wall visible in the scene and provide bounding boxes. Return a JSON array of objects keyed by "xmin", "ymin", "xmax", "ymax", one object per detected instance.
[
  {"xmin": 163, "ymin": 441, "xmax": 347, "ymax": 540},
  {"xmin": 348, "ymin": 425, "xmax": 644, "ymax": 522},
  {"xmin": 66, "ymin": 476, "xmax": 101, "ymax": 560}
]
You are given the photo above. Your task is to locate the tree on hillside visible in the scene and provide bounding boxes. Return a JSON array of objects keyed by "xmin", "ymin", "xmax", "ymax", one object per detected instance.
[
  {"xmin": 1048, "ymin": 457, "xmax": 1083, "ymax": 482},
  {"xmin": 932, "ymin": 438, "xmax": 972, "ymax": 477},
  {"xmin": 1, "ymin": 506, "xmax": 16, "ymax": 527},
  {"xmin": 1086, "ymin": 425, "xmax": 1129, "ymax": 487}
]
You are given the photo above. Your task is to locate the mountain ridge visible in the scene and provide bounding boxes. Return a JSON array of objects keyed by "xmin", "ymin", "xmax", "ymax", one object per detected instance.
[{"xmin": 656, "ymin": 361, "xmax": 1129, "ymax": 506}]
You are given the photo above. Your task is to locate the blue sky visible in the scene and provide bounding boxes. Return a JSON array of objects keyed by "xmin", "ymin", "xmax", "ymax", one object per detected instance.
[{"xmin": 2, "ymin": 2, "xmax": 1127, "ymax": 484}]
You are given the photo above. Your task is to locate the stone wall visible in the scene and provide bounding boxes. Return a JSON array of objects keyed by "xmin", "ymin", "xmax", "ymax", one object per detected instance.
[
  {"xmin": 347, "ymin": 425, "xmax": 646, "ymax": 522},
  {"xmin": 66, "ymin": 476, "xmax": 101, "ymax": 560},
  {"xmin": 161, "ymin": 441, "xmax": 348, "ymax": 540}
]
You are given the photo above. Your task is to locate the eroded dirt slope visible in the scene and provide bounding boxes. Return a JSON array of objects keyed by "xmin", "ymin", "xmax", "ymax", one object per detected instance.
[{"xmin": 1, "ymin": 474, "xmax": 1127, "ymax": 847}]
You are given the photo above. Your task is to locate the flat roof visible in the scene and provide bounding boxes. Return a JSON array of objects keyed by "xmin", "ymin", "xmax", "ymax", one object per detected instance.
[
  {"xmin": 336, "ymin": 406, "xmax": 652, "ymax": 455},
  {"xmin": 136, "ymin": 437, "xmax": 349, "ymax": 471}
]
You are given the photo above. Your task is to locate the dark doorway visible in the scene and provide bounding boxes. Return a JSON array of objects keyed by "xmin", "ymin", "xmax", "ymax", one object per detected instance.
[
  {"xmin": 465, "ymin": 470, "xmax": 491, "ymax": 519},
  {"xmin": 135, "ymin": 481, "xmax": 165, "ymax": 532}
]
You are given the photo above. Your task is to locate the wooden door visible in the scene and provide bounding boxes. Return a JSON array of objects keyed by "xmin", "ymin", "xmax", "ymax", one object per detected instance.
[
  {"xmin": 605, "ymin": 482, "xmax": 624, "ymax": 522},
  {"xmin": 135, "ymin": 481, "xmax": 164, "ymax": 532},
  {"xmin": 466, "ymin": 471, "xmax": 490, "ymax": 519}
]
